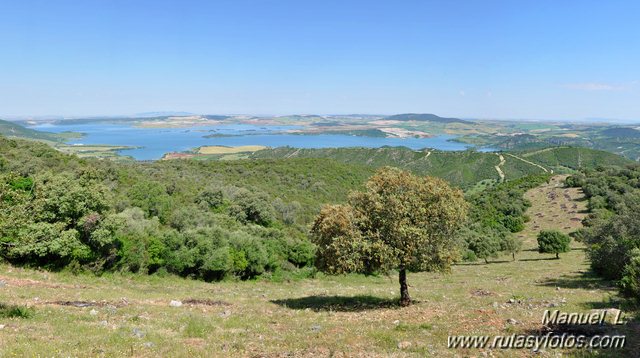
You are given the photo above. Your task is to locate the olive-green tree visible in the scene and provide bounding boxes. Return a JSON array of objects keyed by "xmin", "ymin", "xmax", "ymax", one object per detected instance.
[
  {"xmin": 311, "ymin": 167, "xmax": 468, "ymax": 306},
  {"xmin": 537, "ymin": 230, "xmax": 571, "ymax": 259},
  {"xmin": 501, "ymin": 235, "xmax": 523, "ymax": 261},
  {"xmin": 457, "ymin": 223, "xmax": 502, "ymax": 263}
]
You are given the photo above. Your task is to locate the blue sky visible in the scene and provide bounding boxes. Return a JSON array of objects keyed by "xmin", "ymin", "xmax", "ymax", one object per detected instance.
[{"xmin": 1, "ymin": 0, "xmax": 639, "ymax": 120}]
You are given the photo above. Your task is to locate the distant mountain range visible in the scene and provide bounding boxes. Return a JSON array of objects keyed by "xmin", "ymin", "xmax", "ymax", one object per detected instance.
[
  {"xmin": 384, "ymin": 113, "xmax": 473, "ymax": 124},
  {"xmin": 134, "ymin": 111, "xmax": 195, "ymax": 117}
]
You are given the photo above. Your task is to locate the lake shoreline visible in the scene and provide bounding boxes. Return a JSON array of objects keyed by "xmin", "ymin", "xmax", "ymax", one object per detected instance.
[{"xmin": 29, "ymin": 122, "xmax": 489, "ymax": 161}]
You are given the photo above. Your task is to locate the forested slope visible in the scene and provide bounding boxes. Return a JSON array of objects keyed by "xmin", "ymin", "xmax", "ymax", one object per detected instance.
[
  {"xmin": 250, "ymin": 146, "xmax": 629, "ymax": 187},
  {"xmin": 0, "ymin": 136, "xmax": 373, "ymax": 280}
]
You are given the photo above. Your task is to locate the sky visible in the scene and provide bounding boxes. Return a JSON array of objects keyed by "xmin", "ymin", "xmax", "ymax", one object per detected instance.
[{"xmin": 0, "ymin": 0, "xmax": 639, "ymax": 120}]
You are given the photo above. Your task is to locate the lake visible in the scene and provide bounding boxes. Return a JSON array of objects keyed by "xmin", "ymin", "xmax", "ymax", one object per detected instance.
[{"xmin": 30, "ymin": 122, "xmax": 477, "ymax": 160}]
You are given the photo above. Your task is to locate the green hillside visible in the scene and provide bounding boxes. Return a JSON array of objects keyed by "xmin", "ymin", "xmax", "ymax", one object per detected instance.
[
  {"xmin": 250, "ymin": 147, "xmax": 504, "ymax": 186},
  {"xmin": 153, "ymin": 158, "xmax": 374, "ymax": 223},
  {"xmin": 249, "ymin": 146, "xmax": 634, "ymax": 187},
  {"xmin": 0, "ymin": 135, "xmax": 373, "ymax": 224},
  {"xmin": 250, "ymin": 147, "xmax": 537, "ymax": 187},
  {"xmin": 0, "ymin": 119, "xmax": 79, "ymax": 143},
  {"xmin": 518, "ymin": 146, "xmax": 633, "ymax": 172}
]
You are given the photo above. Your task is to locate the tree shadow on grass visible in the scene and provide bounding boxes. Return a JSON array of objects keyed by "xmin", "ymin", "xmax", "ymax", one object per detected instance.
[
  {"xmin": 519, "ymin": 257, "xmax": 558, "ymax": 261},
  {"xmin": 536, "ymin": 270, "xmax": 638, "ymax": 312},
  {"xmin": 536, "ymin": 270, "xmax": 615, "ymax": 291},
  {"xmin": 486, "ymin": 260, "xmax": 513, "ymax": 264},
  {"xmin": 271, "ymin": 295, "xmax": 401, "ymax": 312},
  {"xmin": 455, "ymin": 259, "xmax": 513, "ymax": 266}
]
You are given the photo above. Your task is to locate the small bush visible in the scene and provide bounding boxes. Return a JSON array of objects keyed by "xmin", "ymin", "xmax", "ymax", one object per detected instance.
[
  {"xmin": 461, "ymin": 249, "xmax": 477, "ymax": 262},
  {"xmin": 0, "ymin": 303, "xmax": 34, "ymax": 318}
]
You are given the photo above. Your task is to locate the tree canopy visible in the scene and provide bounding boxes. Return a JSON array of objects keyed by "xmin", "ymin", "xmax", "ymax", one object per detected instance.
[{"xmin": 537, "ymin": 230, "xmax": 571, "ymax": 259}]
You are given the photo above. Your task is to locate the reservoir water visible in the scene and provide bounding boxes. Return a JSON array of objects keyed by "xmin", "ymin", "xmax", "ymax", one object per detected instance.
[{"xmin": 30, "ymin": 123, "xmax": 476, "ymax": 160}]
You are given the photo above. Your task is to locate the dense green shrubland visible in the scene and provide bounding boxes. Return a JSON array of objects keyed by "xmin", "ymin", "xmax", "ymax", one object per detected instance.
[
  {"xmin": 1, "ymin": 137, "xmax": 368, "ymax": 280},
  {"xmin": 566, "ymin": 165, "xmax": 640, "ymax": 300}
]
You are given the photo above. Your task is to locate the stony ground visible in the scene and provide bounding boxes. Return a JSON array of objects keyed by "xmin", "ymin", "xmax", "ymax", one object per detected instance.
[{"xmin": 0, "ymin": 176, "xmax": 637, "ymax": 357}]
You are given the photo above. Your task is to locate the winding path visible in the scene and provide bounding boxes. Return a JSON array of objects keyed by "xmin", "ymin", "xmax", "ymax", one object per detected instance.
[
  {"xmin": 505, "ymin": 153, "xmax": 553, "ymax": 174},
  {"xmin": 495, "ymin": 153, "xmax": 505, "ymax": 182}
]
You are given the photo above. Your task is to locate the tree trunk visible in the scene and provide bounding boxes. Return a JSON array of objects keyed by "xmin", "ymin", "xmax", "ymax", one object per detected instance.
[
  {"xmin": 512, "ymin": 252, "xmax": 515, "ymax": 261},
  {"xmin": 556, "ymin": 252, "xmax": 559, "ymax": 259},
  {"xmin": 399, "ymin": 268, "xmax": 411, "ymax": 306}
]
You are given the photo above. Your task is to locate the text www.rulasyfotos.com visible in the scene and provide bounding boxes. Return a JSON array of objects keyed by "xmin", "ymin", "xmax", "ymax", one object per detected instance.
[
  {"xmin": 448, "ymin": 309, "xmax": 627, "ymax": 350},
  {"xmin": 448, "ymin": 333, "xmax": 626, "ymax": 350}
]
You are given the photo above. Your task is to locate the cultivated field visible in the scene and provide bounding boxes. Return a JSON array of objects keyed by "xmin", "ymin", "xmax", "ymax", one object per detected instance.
[{"xmin": 0, "ymin": 176, "xmax": 637, "ymax": 357}]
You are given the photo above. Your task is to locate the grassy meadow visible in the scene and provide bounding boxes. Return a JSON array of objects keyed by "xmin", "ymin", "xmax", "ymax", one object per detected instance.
[{"xmin": 1, "ymin": 175, "xmax": 636, "ymax": 357}]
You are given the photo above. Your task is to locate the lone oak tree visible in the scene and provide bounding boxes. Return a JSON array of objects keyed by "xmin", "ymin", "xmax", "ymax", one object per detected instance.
[
  {"xmin": 537, "ymin": 230, "xmax": 571, "ymax": 259},
  {"xmin": 311, "ymin": 167, "xmax": 468, "ymax": 306}
]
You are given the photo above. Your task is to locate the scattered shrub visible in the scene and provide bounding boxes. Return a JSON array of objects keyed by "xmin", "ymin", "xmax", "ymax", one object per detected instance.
[
  {"xmin": 0, "ymin": 304, "xmax": 34, "ymax": 319},
  {"xmin": 537, "ymin": 230, "xmax": 571, "ymax": 259}
]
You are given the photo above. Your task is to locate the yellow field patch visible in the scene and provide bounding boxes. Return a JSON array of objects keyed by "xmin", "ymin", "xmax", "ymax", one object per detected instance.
[{"xmin": 198, "ymin": 145, "xmax": 267, "ymax": 154}]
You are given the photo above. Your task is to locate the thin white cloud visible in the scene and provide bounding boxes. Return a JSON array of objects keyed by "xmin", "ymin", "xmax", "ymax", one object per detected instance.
[{"xmin": 563, "ymin": 82, "xmax": 624, "ymax": 91}]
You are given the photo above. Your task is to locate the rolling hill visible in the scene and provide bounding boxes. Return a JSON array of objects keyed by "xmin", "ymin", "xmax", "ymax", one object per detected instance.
[
  {"xmin": 384, "ymin": 113, "xmax": 473, "ymax": 124},
  {"xmin": 0, "ymin": 119, "xmax": 79, "ymax": 143},
  {"xmin": 518, "ymin": 146, "xmax": 633, "ymax": 171},
  {"xmin": 250, "ymin": 147, "xmax": 503, "ymax": 187},
  {"xmin": 249, "ymin": 146, "xmax": 634, "ymax": 188}
]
